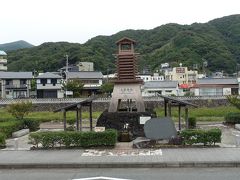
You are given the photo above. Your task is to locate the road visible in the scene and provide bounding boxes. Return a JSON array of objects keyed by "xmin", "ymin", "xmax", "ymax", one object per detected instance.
[{"xmin": 0, "ymin": 168, "xmax": 240, "ymax": 180}]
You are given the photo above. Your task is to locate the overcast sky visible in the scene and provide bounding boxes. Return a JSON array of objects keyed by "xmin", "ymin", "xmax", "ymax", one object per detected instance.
[{"xmin": 1, "ymin": 0, "xmax": 239, "ymax": 45}]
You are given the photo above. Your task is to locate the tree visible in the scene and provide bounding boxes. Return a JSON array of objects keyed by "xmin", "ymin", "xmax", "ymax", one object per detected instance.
[
  {"xmin": 100, "ymin": 82, "xmax": 114, "ymax": 96},
  {"xmin": 31, "ymin": 79, "xmax": 36, "ymax": 91},
  {"xmin": 7, "ymin": 101, "xmax": 33, "ymax": 119},
  {"xmin": 227, "ymin": 95, "xmax": 240, "ymax": 110},
  {"xmin": 64, "ymin": 79, "xmax": 84, "ymax": 97}
]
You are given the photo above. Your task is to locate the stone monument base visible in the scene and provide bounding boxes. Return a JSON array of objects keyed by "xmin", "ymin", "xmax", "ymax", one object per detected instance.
[
  {"xmin": 96, "ymin": 110, "xmax": 156, "ymax": 138},
  {"xmin": 108, "ymin": 83, "xmax": 145, "ymax": 112}
]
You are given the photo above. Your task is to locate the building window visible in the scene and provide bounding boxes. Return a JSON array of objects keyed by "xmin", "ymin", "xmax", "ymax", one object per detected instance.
[
  {"xmin": 40, "ymin": 79, "xmax": 47, "ymax": 86},
  {"xmin": 51, "ymin": 79, "xmax": 57, "ymax": 86},
  {"xmin": 20, "ymin": 79, "xmax": 26, "ymax": 85},
  {"xmin": 5, "ymin": 79, "xmax": 12, "ymax": 85}
]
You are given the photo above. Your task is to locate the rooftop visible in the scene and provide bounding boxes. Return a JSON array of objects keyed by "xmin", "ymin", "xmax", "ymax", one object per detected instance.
[
  {"xmin": 197, "ymin": 78, "xmax": 238, "ymax": 85},
  {"xmin": 67, "ymin": 71, "xmax": 103, "ymax": 79},
  {"xmin": 37, "ymin": 72, "xmax": 62, "ymax": 79},
  {"xmin": 0, "ymin": 72, "xmax": 32, "ymax": 79},
  {"xmin": 144, "ymin": 81, "xmax": 178, "ymax": 88}
]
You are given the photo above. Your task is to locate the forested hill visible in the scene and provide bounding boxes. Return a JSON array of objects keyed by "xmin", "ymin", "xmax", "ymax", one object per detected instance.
[
  {"xmin": 0, "ymin": 40, "xmax": 34, "ymax": 52},
  {"xmin": 7, "ymin": 14, "xmax": 240, "ymax": 74}
]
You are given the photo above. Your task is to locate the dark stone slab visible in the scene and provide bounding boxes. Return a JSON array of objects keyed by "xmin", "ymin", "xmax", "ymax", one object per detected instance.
[
  {"xmin": 144, "ymin": 117, "xmax": 177, "ymax": 140},
  {"xmin": 96, "ymin": 110, "xmax": 156, "ymax": 138}
]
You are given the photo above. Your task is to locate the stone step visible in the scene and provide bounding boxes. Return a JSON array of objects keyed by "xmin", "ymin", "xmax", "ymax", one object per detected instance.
[
  {"xmin": 12, "ymin": 129, "xmax": 29, "ymax": 138},
  {"xmin": 235, "ymin": 124, "xmax": 240, "ymax": 131}
]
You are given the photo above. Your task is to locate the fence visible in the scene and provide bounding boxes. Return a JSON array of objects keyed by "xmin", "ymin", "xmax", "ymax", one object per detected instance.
[{"xmin": 0, "ymin": 95, "xmax": 227, "ymax": 105}]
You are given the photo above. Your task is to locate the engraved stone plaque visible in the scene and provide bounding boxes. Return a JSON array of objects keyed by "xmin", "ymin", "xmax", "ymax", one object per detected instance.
[{"xmin": 144, "ymin": 117, "xmax": 177, "ymax": 140}]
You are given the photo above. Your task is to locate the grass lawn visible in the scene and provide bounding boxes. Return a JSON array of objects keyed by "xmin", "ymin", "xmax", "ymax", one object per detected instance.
[
  {"xmin": 0, "ymin": 105, "xmax": 239, "ymax": 123},
  {"xmin": 155, "ymin": 105, "xmax": 240, "ymax": 122},
  {"xmin": 0, "ymin": 107, "xmax": 102, "ymax": 123}
]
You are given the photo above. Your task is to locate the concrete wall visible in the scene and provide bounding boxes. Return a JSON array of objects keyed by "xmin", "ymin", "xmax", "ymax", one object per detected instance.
[{"xmin": 0, "ymin": 98, "xmax": 228, "ymax": 112}]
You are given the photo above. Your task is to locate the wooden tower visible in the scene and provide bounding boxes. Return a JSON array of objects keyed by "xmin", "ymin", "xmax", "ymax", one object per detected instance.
[{"xmin": 108, "ymin": 37, "xmax": 145, "ymax": 112}]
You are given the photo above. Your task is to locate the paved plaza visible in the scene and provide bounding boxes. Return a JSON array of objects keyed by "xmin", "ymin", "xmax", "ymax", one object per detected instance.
[{"xmin": 1, "ymin": 122, "xmax": 240, "ymax": 168}]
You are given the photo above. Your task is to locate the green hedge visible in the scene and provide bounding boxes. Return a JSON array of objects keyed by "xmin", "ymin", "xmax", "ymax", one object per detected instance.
[
  {"xmin": 29, "ymin": 129, "xmax": 118, "ymax": 149},
  {"xmin": 0, "ymin": 133, "xmax": 6, "ymax": 147},
  {"xmin": 0, "ymin": 121, "xmax": 24, "ymax": 138},
  {"xmin": 180, "ymin": 128, "xmax": 221, "ymax": 146},
  {"xmin": 23, "ymin": 119, "xmax": 40, "ymax": 132},
  {"xmin": 225, "ymin": 112, "xmax": 240, "ymax": 124},
  {"xmin": 188, "ymin": 117, "xmax": 196, "ymax": 129}
]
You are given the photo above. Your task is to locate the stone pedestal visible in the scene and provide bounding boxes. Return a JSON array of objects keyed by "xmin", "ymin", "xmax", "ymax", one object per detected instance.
[{"xmin": 108, "ymin": 83, "xmax": 145, "ymax": 112}]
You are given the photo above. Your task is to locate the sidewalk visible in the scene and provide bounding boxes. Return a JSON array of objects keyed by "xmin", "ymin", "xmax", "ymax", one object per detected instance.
[
  {"xmin": 1, "ymin": 122, "xmax": 240, "ymax": 169},
  {"xmin": 1, "ymin": 147, "xmax": 240, "ymax": 168}
]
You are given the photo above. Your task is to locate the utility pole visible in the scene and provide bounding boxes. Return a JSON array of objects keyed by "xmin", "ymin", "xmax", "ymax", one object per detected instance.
[{"xmin": 65, "ymin": 54, "xmax": 69, "ymax": 97}]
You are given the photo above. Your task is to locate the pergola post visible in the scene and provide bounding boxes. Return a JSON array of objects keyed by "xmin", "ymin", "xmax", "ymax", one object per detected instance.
[
  {"xmin": 89, "ymin": 102, "xmax": 93, "ymax": 131},
  {"xmin": 78, "ymin": 105, "xmax": 82, "ymax": 131},
  {"xmin": 164, "ymin": 99, "xmax": 167, "ymax": 117},
  {"xmin": 62, "ymin": 109, "xmax": 67, "ymax": 131},
  {"xmin": 168, "ymin": 100, "xmax": 172, "ymax": 117},
  {"xmin": 178, "ymin": 105, "xmax": 181, "ymax": 130},
  {"xmin": 185, "ymin": 107, "xmax": 189, "ymax": 129},
  {"xmin": 76, "ymin": 106, "xmax": 80, "ymax": 131}
]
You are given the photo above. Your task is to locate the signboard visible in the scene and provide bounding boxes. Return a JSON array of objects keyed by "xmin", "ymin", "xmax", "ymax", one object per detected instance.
[
  {"xmin": 94, "ymin": 127, "xmax": 105, "ymax": 132},
  {"xmin": 139, "ymin": 116, "xmax": 151, "ymax": 124},
  {"xmin": 66, "ymin": 91, "xmax": 73, "ymax": 95},
  {"xmin": 176, "ymin": 67, "xmax": 185, "ymax": 73}
]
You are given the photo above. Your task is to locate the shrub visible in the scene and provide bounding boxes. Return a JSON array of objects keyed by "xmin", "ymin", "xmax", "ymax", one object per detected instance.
[
  {"xmin": 188, "ymin": 117, "xmax": 196, "ymax": 129},
  {"xmin": 225, "ymin": 112, "xmax": 240, "ymax": 124},
  {"xmin": 180, "ymin": 128, "xmax": 221, "ymax": 146},
  {"xmin": 0, "ymin": 121, "xmax": 24, "ymax": 137},
  {"xmin": 23, "ymin": 119, "xmax": 40, "ymax": 132},
  {"xmin": 7, "ymin": 101, "xmax": 32, "ymax": 119},
  {"xmin": 29, "ymin": 129, "xmax": 117, "ymax": 149},
  {"xmin": 0, "ymin": 133, "xmax": 6, "ymax": 147}
]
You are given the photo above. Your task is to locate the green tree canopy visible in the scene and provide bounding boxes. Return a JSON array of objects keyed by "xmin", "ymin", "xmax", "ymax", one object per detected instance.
[
  {"xmin": 64, "ymin": 79, "xmax": 84, "ymax": 97},
  {"xmin": 100, "ymin": 82, "xmax": 114, "ymax": 95}
]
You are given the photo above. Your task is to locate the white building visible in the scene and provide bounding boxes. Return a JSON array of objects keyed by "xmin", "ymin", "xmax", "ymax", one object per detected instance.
[
  {"xmin": 165, "ymin": 66, "xmax": 198, "ymax": 86},
  {"xmin": 193, "ymin": 78, "xmax": 239, "ymax": 96},
  {"xmin": 0, "ymin": 72, "xmax": 32, "ymax": 98},
  {"xmin": 0, "ymin": 51, "xmax": 7, "ymax": 71},
  {"xmin": 142, "ymin": 81, "xmax": 179, "ymax": 97},
  {"xmin": 139, "ymin": 73, "xmax": 164, "ymax": 82},
  {"xmin": 67, "ymin": 71, "xmax": 103, "ymax": 96},
  {"xmin": 76, "ymin": 62, "xmax": 94, "ymax": 71},
  {"xmin": 36, "ymin": 72, "xmax": 64, "ymax": 98}
]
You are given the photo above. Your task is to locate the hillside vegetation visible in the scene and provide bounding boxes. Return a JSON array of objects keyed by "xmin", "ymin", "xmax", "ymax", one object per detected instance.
[
  {"xmin": 6, "ymin": 14, "xmax": 240, "ymax": 74},
  {"xmin": 0, "ymin": 40, "xmax": 34, "ymax": 52}
]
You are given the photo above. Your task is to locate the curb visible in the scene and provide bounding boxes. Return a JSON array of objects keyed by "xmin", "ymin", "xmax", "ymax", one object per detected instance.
[{"xmin": 1, "ymin": 161, "xmax": 240, "ymax": 169}]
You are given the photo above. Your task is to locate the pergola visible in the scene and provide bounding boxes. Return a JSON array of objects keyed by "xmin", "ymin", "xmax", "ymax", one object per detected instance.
[
  {"xmin": 159, "ymin": 95, "xmax": 198, "ymax": 130},
  {"xmin": 53, "ymin": 96, "xmax": 96, "ymax": 131}
]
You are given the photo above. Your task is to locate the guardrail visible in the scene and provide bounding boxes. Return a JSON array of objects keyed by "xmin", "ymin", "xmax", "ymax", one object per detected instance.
[{"xmin": 0, "ymin": 96, "xmax": 228, "ymax": 105}]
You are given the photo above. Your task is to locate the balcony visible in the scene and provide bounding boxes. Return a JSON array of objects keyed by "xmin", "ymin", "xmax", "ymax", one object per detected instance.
[
  {"xmin": 0, "ymin": 59, "xmax": 7, "ymax": 64},
  {"xmin": 5, "ymin": 84, "xmax": 28, "ymax": 89}
]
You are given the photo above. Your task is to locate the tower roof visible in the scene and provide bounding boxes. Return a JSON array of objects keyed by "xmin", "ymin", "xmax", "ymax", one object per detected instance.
[{"xmin": 116, "ymin": 37, "xmax": 136, "ymax": 45}]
